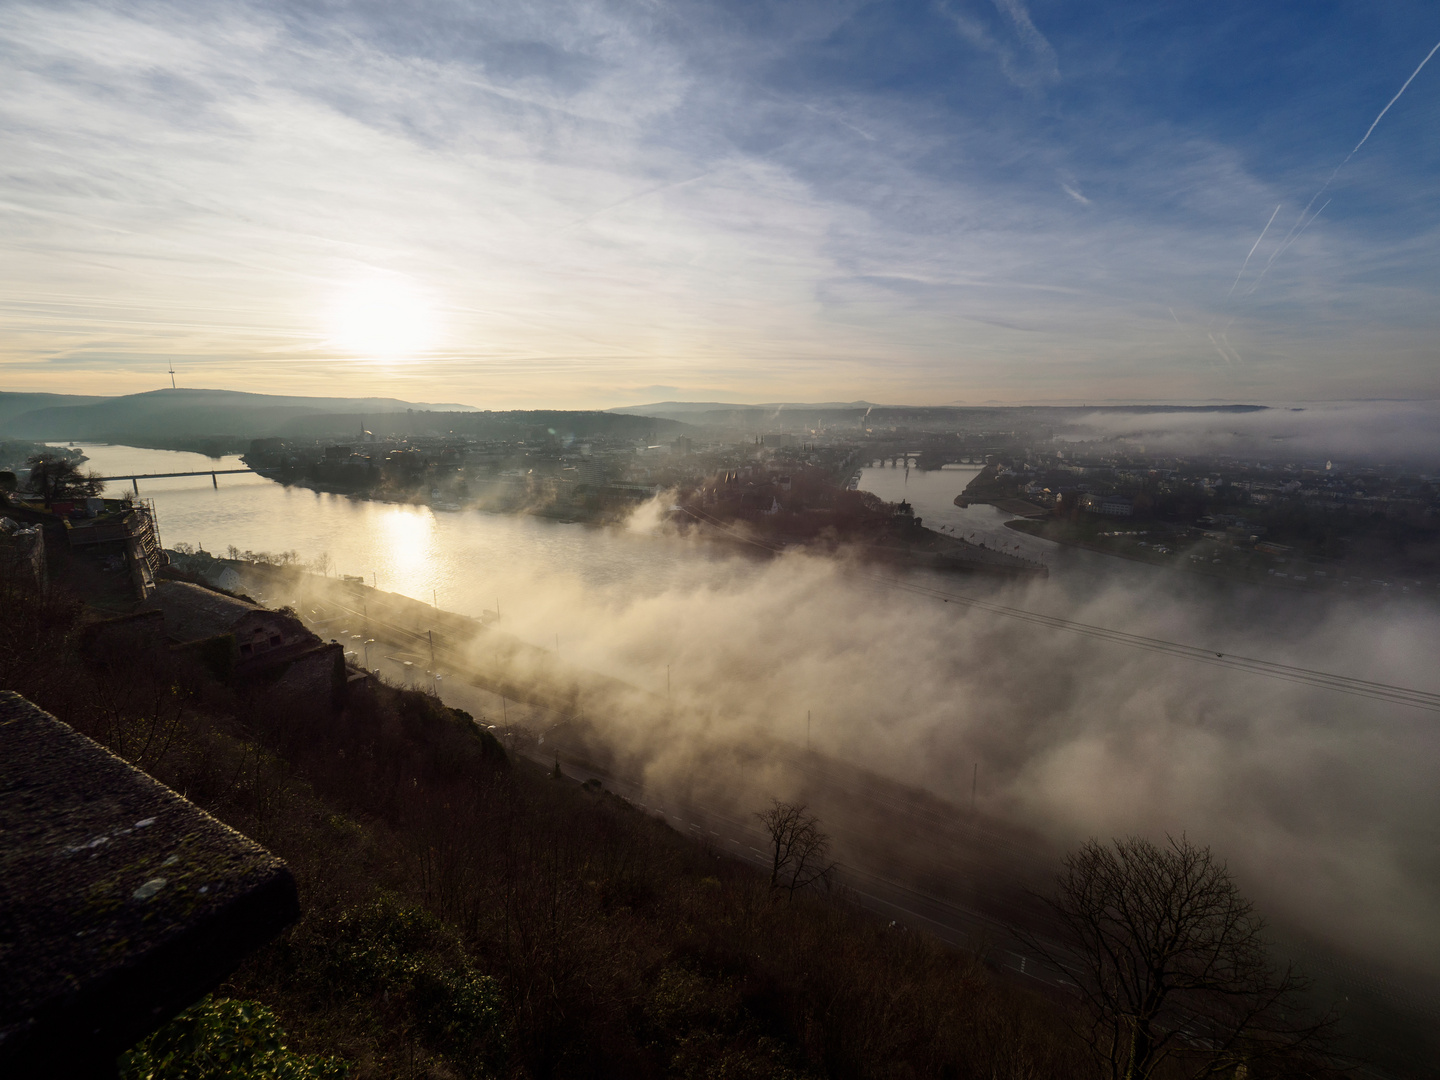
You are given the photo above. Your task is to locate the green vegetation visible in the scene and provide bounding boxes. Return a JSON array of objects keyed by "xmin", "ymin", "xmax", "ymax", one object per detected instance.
[{"xmin": 120, "ymin": 997, "xmax": 349, "ymax": 1080}]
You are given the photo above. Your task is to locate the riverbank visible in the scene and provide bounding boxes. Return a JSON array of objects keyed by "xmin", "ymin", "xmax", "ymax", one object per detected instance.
[
  {"xmin": 247, "ymin": 466, "xmax": 642, "ymax": 526},
  {"xmin": 1001, "ymin": 518, "xmax": 1402, "ymax": 596},
  {"xmin": 256, "ymin": 464, "xmax": 1052, "ymax": 580},
  {"xmin": 953, "ymin": 494, "xmax": 1048, "ymax": 518}
]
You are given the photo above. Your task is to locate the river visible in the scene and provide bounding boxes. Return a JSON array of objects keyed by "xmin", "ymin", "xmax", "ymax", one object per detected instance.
[
  {"xmin": 68, "ymin": 444, "xmax": 1440, "ymax": 984},
  {"xmin": 82, "ymin": 443, "xmax": 762, "ymax": 613},
  {"xmin": 81, "ymin": 446, "xmax": 1190, "ymax": 614}
]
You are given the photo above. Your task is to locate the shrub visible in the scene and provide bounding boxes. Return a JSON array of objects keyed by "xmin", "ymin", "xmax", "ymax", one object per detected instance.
[
  {"xmin": 118, "ymin": 996, "xmax": 348, "ymax": 1080},
  {"xmin": 295, "ymin": 900, "xmax": 506, "ymax": 1064}
]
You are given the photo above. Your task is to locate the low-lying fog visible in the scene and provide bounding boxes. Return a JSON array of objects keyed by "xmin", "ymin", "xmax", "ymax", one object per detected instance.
[
  {"xmin": 84, "ymin": 434, "xmax": 1439, "ymax": 981},
  {"xmin": 1060, "ymin": 399, "xmax": 1440, "ymax": 463},
  {"xmin": 458, "ymin": 517, "xmax": 1440, "ymax": 981}
]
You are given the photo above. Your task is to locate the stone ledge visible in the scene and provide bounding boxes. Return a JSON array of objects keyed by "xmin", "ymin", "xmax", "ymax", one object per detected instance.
[{"xmin": 0, "ymin": 692, "xmax": 298, "ymax": 1077}]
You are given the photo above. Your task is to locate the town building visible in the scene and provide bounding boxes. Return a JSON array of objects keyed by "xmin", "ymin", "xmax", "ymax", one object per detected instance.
[{"xmin": 1078, "ymin": 494, "xmax": 1134, "ymax": 517}]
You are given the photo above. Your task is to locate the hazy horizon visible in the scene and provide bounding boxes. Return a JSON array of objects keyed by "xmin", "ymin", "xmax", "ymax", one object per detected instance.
[{"xmin": 3, "ymin": 2, "xmax": 1439, "ymax": 406}]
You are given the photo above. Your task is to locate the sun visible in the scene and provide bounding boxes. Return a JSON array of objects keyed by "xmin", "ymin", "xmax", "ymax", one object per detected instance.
[{"xmin": 327, "ymin": 273, "xmax": 439, "ymax": 361}]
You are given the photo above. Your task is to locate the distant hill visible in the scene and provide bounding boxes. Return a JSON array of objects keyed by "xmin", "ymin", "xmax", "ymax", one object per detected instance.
[
  {"xmin": 0, "ymin": 389, "xmax": 689, "ymax": 453},
  {"xmin": 0, "ymin": 392, "xmax": 110, "ymax": 427},
  {"xmin": 608, "ymin": 401, "xmax": 881, "ymax": 416},
  {"xmin": 0, "ymin": 389, "xmax": 479, "ymax": 443},
  {"xmin": 608, "ymin": 401, "xmax": 1269, "ymax": 428}
]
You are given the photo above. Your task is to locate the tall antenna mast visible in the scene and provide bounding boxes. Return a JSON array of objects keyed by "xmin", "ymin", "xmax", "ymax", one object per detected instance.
[{"xmin": 168, "ymin": 362, "xmax": 177, "ymax": 390}]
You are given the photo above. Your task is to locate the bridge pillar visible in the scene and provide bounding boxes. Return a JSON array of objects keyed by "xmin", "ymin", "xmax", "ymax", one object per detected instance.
[
  {"xmin": 132, "ymin": 478, "xmax": 138, "ymax": 494},
  {"xmin": 212, "ymin": 472, "xmax": 218, "ymax": 488}
]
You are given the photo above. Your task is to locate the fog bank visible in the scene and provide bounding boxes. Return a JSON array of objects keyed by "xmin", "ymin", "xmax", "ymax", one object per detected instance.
[
  {"xmin": 450, "ymin": 528, "xmax": 1440, "ymax": 977},
  {"xmin": 1062, "ymin": 400, "xmax": 1440, "ymax": 463}
]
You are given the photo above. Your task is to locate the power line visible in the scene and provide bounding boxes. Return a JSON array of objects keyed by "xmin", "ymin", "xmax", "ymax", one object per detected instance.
[
  {"xmin": 303, "ymin": 509, "xmax": 1440, "ymax": 714},
  {"xmin": 677, "ymin": 506, "xmax": 1440, "ymax": 713},
  {"xmin": 878, "ymin": 573, "xmax": 1440, "ymax": 711}
]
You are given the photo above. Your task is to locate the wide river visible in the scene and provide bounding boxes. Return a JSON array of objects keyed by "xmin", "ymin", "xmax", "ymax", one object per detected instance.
[
  {"xmin": 81, "ymin": 446, "xmax": 1173, "ymax": 609},
  {"xmin": 65, "ymin": 444, "xmax": 1440, "ymax": 980}
]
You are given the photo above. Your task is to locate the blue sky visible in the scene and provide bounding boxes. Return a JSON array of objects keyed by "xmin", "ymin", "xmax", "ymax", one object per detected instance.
[{"xmin": 1, "ymin": 0, "xmax": 1437, "ymax": 406}]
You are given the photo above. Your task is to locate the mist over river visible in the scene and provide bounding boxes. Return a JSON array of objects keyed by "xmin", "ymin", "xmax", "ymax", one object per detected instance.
[{"xmin": 77, "ymin": 444, "xmax": 1440, "ymax": 981}]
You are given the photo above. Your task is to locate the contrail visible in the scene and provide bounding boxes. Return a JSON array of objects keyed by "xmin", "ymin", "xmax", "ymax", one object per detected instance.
[
  {"xmin": 1243, "ymin": 199, "xmax": 1330, "ymax": 297},
  {"xmin": 1244, "ymin": 37, "xmax": 1440, "ymax": 297},
  {"xmin": 561, "ymin": 173, "xmax": 711, "ymax": 231},
  {"xmin": 1226, "ymin": 203, "xmax": 1282, "ymax": 299},
  {"xmin": 1277, "ymin": 198, "xmax": 1330, "ymax": 258},
  {"xmin": 1206, "ymin": 332, "xmax": 1233, "ymax": 366},
  {"xmin": 1168, "ymin": 306, "xmax": 1196, "ymax": 344},
  {"xmin": 1351, "ymin": 37, "xmax": 1440, "ymax": 156}
]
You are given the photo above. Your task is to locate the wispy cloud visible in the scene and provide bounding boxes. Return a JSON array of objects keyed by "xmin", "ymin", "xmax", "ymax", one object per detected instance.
[
  {"xmin": 0, "ymin": 0, "xmax": 1437, "ymax": 404},
  {"xmin": 939, "ymin": 0, "xmax": 1059, "ymax": 89},
  {"xmin": 991, "ymin": 0, "xmax": 1059, "ymax": 81}
]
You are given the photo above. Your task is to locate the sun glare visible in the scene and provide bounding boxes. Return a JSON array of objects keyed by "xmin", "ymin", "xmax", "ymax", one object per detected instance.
[{"xmin": 327, "ymin": 273, "xmax": 438, "ymax": 361}]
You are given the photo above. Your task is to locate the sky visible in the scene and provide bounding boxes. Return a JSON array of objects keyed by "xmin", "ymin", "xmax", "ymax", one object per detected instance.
[{"xmin": 1, "ymin": 0, "xmax": 1438, "ymax": 408}]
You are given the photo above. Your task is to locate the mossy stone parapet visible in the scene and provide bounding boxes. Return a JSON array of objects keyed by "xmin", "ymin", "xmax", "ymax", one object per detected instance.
[{"xmin": 0, "ymin": 692, "xmax": 298, "ymax": 1077}]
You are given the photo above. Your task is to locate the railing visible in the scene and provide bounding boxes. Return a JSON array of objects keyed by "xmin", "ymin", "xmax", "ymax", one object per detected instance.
[{"xmin": 91, "ymin": 470, "xmax": 252, "ymax": 481}]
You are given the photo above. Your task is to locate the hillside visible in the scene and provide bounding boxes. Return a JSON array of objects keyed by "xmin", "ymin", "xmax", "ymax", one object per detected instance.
[
  {"xmin": 606, "ymin": 402, "xmax": 1269, "ymax": 429},
  {"xmin": 0, "ymin": 392, "xmax": 111, "ymax": 427},
  {"xmin": 0, "ymin": 389, "xmax": 479, "ymax": 444},
  {"xmin": 1, "ymin": 562, "xmax": 1091, "ymax": 1078},
  {"xmin": 0, "ymin": 390, "xmax": 689, "ymax": 453}
]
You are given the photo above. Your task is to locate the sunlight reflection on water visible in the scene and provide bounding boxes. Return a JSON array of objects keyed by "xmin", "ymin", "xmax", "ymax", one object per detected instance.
[{"xmin": 80, "ymin": 444, "xmax": 760, "ymax": 620}]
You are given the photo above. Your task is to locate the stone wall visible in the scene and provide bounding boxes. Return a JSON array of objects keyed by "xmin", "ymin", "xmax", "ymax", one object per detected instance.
[
  {"xmin": 267, "ymin": 641, "xmax": 346, "ymax": 711},
  {"xmin": 0, "ymin": 527, "xmax": 46, "ymax": 593},
  {"xmin": 79, "ymin": 609, "xmax": 166, "ymax": 660}
]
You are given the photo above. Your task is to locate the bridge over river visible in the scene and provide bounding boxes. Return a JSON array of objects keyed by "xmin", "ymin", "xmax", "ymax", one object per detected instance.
[{"xmin": 92, "ymin": 468, "xmax": 253, "ymax": 493}]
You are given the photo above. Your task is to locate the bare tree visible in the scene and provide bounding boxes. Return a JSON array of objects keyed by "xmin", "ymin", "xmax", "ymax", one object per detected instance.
[
  {"xmin": 25, "ymin": 453, "xmax": 103, "ymax": 505},
  {"xmin": 756, "ymin": 799, "xmax": 835, "ymax": 898},
  {"xmin": 1022, "ymin": 835, "xmax": 1338, "ymax": 1080}
]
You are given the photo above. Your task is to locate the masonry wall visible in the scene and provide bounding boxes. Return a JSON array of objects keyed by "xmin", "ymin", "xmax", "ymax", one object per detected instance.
[
  {"xmin": 266, "ymin": 642, "xmax": 345, "ymax": 711},
  {"xmin": 0, "ymin": 529, "xmax": 46, "ymax": 593}
]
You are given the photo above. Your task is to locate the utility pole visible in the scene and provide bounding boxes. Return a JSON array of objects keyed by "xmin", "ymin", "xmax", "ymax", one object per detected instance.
[
  {"xmin": 168, "ymin": 362, "xmax": 176, "ymax": 390},
  {"xmin": 971, "ymin": 763, "xmax": 978, "ymax": 812},
  {"xmin": 806, "ymin": 710, "xmax": 811, "ymax": 751},
  {"xmin": 428, "ymin": 629, "xmax": 435, "ymax": 671},
  {"xmin": 666, "ymin": 664, "xmax": 671, "ymax": 699}
]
